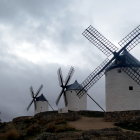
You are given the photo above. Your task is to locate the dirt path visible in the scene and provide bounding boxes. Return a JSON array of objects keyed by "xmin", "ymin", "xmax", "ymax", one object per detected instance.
[{"xmin": 68, "ymin": 117, "xmax": 115, "ymax": 130}]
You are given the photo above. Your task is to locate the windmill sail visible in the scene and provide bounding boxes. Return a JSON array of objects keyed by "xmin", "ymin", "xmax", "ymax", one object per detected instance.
[
  {"xmin": 77, "ymin": 58, "xmax": 113, "ymax": 98},
  {"xmin": 121, "ymin": 51, "xmax": 140, "ymax": 85},
  {"xmin": 35, "ymin": 84, "xmax": 43, "ymax": 97},
  {"xmin": 27, "ymin": 99, "xmax": 34, "ymax": 111},
  {"xmin": 56, "ymin": 88, "xmax": 65, "ymax": 105},
  {"xmin": 65, "ymin": 67, "xmax": 74, "ymax": 85},
  {"xmin": 78, "ymin": 24, "xmax": 140, "ymax": 99},
  {"xmin": 57, "ymin": 68, "xmax": 64, "ymax": 87},
  {"xmin": 119, "ymin": 25, "xmax": 140, "ymax": 51},
  {"xmin": 56, "ymin": 67, "xmax": 74, "ymax": 106},
  {"xmin": 82, "ymin": 25, "xmax": 118, "ymax": 56},
  {"xmin": 27, "ymin": 84, "xmax": 43, "ymax": 111}
]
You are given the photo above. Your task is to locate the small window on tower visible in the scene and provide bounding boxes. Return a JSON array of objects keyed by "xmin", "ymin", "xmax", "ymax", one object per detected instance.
[
  {"xmin": 129, "ymin": 86, "xmax": 133, "ymax": 90},
  {"xmin": 118, "ymin": 69, "xmax": 121, "ymax": 73}
]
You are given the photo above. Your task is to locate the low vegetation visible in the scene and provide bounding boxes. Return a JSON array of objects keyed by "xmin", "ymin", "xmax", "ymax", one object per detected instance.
[
  {"xmin": 0, "ymin": 111, "xmax": 140, "ymax": 140},
  {"xmin": 0, "ymin": 129, "xmax": 20, "ymax": 140},
  {"xmin": 0, "ymin": 112, "xmax": 79, "ymax": 140},
  {"xmin": 44, "ymin": 120, "xmax": 75, "ymax": 133},
  {"xmin": 115, "ymin": 117, "xmax": 140, "ymax": 131},
  {"xmin": 78, "ymin": 110, "xmax": 104, "ymax": 117}
]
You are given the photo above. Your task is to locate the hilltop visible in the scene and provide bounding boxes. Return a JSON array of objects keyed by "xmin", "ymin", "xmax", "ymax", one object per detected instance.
[{"xmin": 0, "ymin": 111, "xmax": 140, "ymax": 140}]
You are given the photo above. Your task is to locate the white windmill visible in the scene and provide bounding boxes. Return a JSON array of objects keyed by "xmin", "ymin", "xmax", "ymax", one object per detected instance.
[
  {"xmin": 27, "ymin": 84, "xmax": 54, "ymax": 114},
  {"xmin": 56, "ymin": 67, "xmax": 87, "ymax": 112},
  {"xmin": 77, "ymin": 25, "xmax": 140, "ymax": 112},
  {"xmin": 56, "ymin": 67, "xmax": 105, "ymax": 113}
]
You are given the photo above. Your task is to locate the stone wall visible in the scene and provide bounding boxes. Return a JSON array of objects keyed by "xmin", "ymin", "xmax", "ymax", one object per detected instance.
[
  {"xmin": 104, "ymin": 110, "xmax": 140, "ymax": 122},
  {"xmin": 34, "ymin": 111, "xmax": 80, "ymax": 122}
]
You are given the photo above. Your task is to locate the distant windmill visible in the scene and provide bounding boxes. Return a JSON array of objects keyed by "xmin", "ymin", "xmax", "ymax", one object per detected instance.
[
  {"xmin": 27, "ymin": 84, "xmax": 54, "ymax": 114},
  {"xmin": 56, "ymin": 67, "xmax": 105, "ymax": 112},
  {"xmin": 55, "ymin": 67, "xmax": 86, "ymax": 111},
  {"xmin": 77, "ymin": 25, "xmax": 140, "ymax": 112}
]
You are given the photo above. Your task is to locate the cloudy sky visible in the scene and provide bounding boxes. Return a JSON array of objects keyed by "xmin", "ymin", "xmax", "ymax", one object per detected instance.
[{"xmin": 0, "ymin": 0, "xmax": 140, "ymax": 121}]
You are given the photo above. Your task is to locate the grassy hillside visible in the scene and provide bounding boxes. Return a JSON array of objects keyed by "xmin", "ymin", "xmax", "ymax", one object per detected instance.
[{"xmin": 0, "ymin": 111, "xmax": 140, "ymax": 140}]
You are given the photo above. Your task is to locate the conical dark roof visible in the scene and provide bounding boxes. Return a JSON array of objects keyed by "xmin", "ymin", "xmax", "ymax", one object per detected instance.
[
  {"xmin": 36, "ymin": 94, "xmax": 48, "ymax": 102},
  {"xmin": 66, "ymin": 80, "xmax": 84, "ymax": 91},
  {"xmin": 106, "ymin": 50, "xmax": 140, "ymax": 72}
]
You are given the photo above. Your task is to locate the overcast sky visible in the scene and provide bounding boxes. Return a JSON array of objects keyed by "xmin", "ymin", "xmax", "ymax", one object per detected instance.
[{"xmin": 0, "ymin": 0, "xmax": 140, "ymax": 121}]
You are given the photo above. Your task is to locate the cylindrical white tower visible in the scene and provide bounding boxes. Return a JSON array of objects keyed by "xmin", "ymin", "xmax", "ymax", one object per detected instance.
[
  {"xmin": 35, "ymin": 94, "xmax": 49, "ymax": 114},
  {"xmin": 105, "ymin": 51, "xmax": 140, "ymax": 112},
  {"xmin": 65, "ymin": 80, "xmax": 87, "ymax": 111}
]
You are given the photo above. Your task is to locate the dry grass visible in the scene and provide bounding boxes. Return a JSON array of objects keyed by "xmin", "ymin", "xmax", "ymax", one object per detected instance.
[
  {"xmin": 0, "ymin": 129, "xmax": 20, "ymax": 140},
  {"xmin": 45, "ymin": 121, "xmax": 75, "ymax": 133}
]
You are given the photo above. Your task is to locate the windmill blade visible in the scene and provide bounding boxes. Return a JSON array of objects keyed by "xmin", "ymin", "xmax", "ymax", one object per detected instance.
[
  {"xmin": 121, "ymin": 53, "xmax": 140, "ymax": 85},
  {"xmin": 56, "ymin": 88, "xmax": 65, "ymax": 105},
  {"xmin": 48, "ymin": 101, "xmax": 54, "ymax": 111},
  {"xmin": 33, "ymin": 100, "xmax": 37, "ymax": 110},
  {"xmin": 27, "ymin": 99, "xmax": 34, "ymax": 111},
  {"xmin": 64, "ymin": 67, "xmax": 74, "ymax": 86},
  {"xmin": 30, "ymin": 86, "xmax": 34, "ymax": 98},
  {"xmin": 56, "ymin": 67, "xmax": 74, "ymax": 106},
  {"xmin": 77, "ymin": 58, "xmax": 112, "ymax": 98},
  {"xmin": 34, "ymin": 84, "xmax": 43, "ymax": 98},
  {"xmin": 83, "ymin": 25, "xmax": 118, "ymax": 57},
  {"xmin": 63, "ymin": 91, "xmax": 68, "ymax": 106},
  {"xmin": 123, "ymin": 67, "xmax": 140, "ymax": 85},
  {"xmin": 57, "ymin": 68, "xmax": 64, "ymax": 87},
  {"xmin": 119, "ymin": 25, "xmax": 140, "ymax": 51},
  {"xmin": 87, "ymin": 94, "xmax": 105, "ymax": 112}
]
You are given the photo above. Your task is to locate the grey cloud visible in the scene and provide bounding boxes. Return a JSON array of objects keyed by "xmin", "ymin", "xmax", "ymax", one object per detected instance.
[
  {"xmin": 0, "ymin": 57, "xmax": 59, "ymax": 121},
  {"xmin": 0, "ymin": 0, "xmax": 82, "ymax": 52}
]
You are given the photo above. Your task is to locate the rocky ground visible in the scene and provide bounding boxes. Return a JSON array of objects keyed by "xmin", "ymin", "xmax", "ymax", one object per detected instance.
[{"xmin": 0, "ymin": 111, "xmax": 140, "ymax": 140}]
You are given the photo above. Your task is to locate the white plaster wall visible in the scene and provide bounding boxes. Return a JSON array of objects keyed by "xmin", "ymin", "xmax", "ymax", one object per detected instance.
[
  {"xmin": 35, "ymin": 101, "xmax": 49, "ymax": 114},
  {"xmin": 66, "ymin": 90, "xmax": 87, "ymax": 111},
  {"xmin": 105, "ymin": 68, "xmax": 140, "ymax": 112},
  {"xmin": 58, "ymin": 107, "xmax": 68, "ymax": 113}
]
